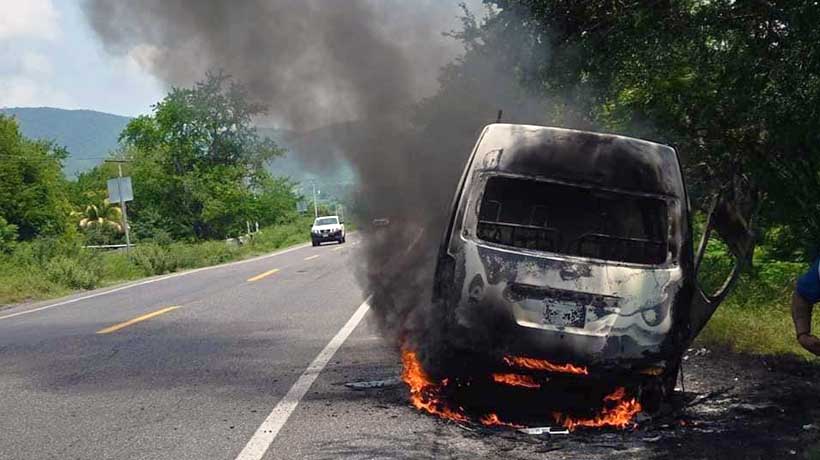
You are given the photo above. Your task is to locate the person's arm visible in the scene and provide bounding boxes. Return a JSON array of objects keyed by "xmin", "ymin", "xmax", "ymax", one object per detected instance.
[{"xmin": 792, "ymin": 290, "xmax": 820, "ymax": 356}]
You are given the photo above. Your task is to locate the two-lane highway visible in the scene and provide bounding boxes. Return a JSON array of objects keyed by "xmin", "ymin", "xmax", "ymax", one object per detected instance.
[
  {"xmin": 2, "ymin": 235, "xmax": 693, "ymax": 460},
  {"xmin": 0, "ymin": 238, "xmax": 372, "ymax": 460}
]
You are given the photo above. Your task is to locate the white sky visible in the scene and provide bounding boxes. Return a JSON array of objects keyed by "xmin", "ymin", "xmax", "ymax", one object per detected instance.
[
  {"xmin": 0, "ymin": 0, "xmax": 482, "ymax": 118},
  {"xmin": 0, "ymin": 0, "xmax": 165, "ymax": 116}
]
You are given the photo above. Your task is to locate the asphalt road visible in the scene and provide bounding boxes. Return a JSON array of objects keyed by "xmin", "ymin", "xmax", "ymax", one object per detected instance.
[
  {"xmin": 3, "ymin": 235, "xmax": 819, "ymax": 460},
  {"xmin": 0, "ymin": 236, "xmax": 384, "ymax": 460}
]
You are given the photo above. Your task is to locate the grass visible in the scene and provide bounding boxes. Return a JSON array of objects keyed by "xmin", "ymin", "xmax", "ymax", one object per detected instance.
[
  {"xmin": 688, "ymin": 218, "xmax": 820, "ymax": 359},
  {"xmin": 0, "ymin": 216, "xmax": 313, "ymax": 307},
  {"xmin": 697, "ymin": 260, "xmax": 820, "ymax": 359},
  {"xmin": 807, "ymin": 443, "xmax": 820, "ymax": 460}
]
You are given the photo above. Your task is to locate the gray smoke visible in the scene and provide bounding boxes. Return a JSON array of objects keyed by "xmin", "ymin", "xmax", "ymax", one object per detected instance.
[
  {"xmin": 84, "ymin": 0, "xmax": 468, "ymax": 130},
  {"xmin": 82, "ymin": 0, "xmax": 551, "ymax": 368}
]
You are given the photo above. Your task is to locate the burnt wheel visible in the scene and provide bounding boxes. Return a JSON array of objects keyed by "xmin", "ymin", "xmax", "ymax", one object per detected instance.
[{"xmin": 640, "ymin": 357, "xmax": 681, "ymax": 413}]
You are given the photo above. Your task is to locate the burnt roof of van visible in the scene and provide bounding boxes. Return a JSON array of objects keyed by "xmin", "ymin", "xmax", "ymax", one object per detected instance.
[{"xmin": 475, "ymin": 124, "xmax": 685, "ymax": 197}]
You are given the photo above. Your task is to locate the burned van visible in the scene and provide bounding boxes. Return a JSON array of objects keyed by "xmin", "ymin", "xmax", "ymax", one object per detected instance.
[{"xmin": 433, "ymin": 124, "xmax": 753, "ymax": 398}]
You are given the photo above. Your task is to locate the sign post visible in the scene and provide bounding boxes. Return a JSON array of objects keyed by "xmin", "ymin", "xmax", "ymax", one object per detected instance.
[
  {"xmin": 312, "ymin": 182, "xmax": 319, "ymax": 218},
  {"xmin": 106, "ymin": 160, "xmax": 133, "ymax": 253}
]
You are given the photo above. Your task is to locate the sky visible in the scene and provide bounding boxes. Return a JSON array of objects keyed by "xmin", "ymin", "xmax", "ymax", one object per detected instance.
[
  {"xmin": 0, "ymin": 0, "xmax": 480, "ymax": 119},
  {"xmin": 0, "ymin": 0, "xmax": 165, "ymax": 116}
]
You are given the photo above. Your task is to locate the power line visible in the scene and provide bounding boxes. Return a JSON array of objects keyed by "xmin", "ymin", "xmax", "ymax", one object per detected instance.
[{"xmin": 0, "ymin": 154, "xmax": 111, "ymax": 161}]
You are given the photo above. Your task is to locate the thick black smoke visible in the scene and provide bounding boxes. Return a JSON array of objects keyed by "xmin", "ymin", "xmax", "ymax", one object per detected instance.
[
  {"xmin": 83, "ymin": 0, "xmax": 550, "ymax": 369},
  {"xmin": 83, "ymin": 0, "xmax": 466, "ymax": 131}
]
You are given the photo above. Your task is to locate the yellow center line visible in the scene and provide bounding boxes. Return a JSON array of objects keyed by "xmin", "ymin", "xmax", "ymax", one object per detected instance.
[
  {"xmin": 247, "ymin": 268, "xmax": 280, "ymax": 282},
  {"xmin": 332, "ymin": 246, "xmax": 344, "ymax": 251},
  {"xmin": 304, "ymin": 255, "xmax": 320, "ymax": 261},
  {"xmin": 96, "ymin": 306, "xmax": 181, "ymax": 334}
]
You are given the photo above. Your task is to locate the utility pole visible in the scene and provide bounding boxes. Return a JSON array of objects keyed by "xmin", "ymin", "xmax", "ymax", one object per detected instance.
[
  {"xmin": 116, "ymin": 163, "xmax": 131, "ymax": 253},
  {"xmin": 105, "ymin": 159, "xmax": 131, "ymax": 253},
  {"xmin": 312, "ymin": 182, "xmax": 318, "ymax": 218}
]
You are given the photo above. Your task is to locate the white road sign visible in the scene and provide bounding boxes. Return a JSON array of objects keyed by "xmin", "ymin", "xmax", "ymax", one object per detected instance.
[{"xmin": 107, "ymin": 176, "xmax": 133, "ymax": 203}]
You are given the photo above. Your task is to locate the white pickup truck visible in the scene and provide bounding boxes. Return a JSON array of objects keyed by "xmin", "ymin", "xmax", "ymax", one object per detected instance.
[{"xmin": 311, "ymin": 215, "xmax": 345, "ymax": 246}]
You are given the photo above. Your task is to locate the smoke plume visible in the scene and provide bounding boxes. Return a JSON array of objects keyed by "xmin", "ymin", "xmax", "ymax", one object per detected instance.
[{"xmin": 83, "ymin": 0, "xmax": 549, "ymax": 370}]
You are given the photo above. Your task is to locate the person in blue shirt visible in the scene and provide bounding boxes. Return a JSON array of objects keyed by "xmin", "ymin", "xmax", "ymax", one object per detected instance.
[{"xmin": 793, "ymin": 258, "xmax": 820, "ymax": 356}]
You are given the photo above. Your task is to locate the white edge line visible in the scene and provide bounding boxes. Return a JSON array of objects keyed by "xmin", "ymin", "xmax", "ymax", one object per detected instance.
[
  {"xmin": 0, "ymin": 242, "xmax": 311, "ymax": 321},
  {"xmin": 234, "ymin": 298, "xmax": 371, "ymax": 460}
]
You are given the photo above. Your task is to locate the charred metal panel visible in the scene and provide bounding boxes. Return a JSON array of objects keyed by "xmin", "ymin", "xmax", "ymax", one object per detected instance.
[
  {"xmin": 688, "ymin": 177, "xmax": 757, "ymax": 340},
  {"xmin": 453, "ymin": 242, "xmax": 682, "ymax": 365},
  {"xmin": 475, "ymin": 124, "xmax": 685, "ymax": 197}
]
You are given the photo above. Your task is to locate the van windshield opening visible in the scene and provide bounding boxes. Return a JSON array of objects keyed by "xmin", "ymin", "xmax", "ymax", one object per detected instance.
[{"xmin": 476, "ymin": 176, "xmax": 669, "ymax": 264}]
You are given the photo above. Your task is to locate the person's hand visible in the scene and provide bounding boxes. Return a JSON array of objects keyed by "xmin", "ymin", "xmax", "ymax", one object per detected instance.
[{"xmin": 798, "ymin": 334, "xmax": 820, "ymax": 356}]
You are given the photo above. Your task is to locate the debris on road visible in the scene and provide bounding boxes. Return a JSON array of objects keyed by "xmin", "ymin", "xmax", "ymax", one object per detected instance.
[
  {"xmin": 733, "ymin": 402, "xmax": 781, "ymax": 413},
  {"xmin": 345, "ymin": 377, "xmax": 401, "ymax": 390},
  {"xmin": 518, "ymin": 426, "xmax": 570, "ymax": 435}
]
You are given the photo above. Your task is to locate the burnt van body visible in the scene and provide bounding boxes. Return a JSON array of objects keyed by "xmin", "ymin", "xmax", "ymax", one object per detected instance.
[{"xmin": 433, "ymin": 124, "xmax": 752, "ymax": 392}]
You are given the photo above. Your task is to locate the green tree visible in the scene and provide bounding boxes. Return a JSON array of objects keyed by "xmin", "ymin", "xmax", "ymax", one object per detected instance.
[
  {"xmin": 0, "ymin": 115, "xmax": 70, "ymax": 240},
  {"xmin": 72, "ymin": 198, "xmax": 123, "ymax": 233},
  {"xmin": 450, "ymin": 0, "xmax": 820, "ymax": 255},
  {"xmin": 120, "ymin": 72, "xmax": 290, "ymax": 239},
  {"xmin": 250, "ymin": 176, "xmax": 299, "ymax": 225}
]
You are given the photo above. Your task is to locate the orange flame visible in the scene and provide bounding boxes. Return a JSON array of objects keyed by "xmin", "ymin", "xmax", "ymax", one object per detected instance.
[
  {"xmin": 553, "ymin": 386, "xmax": 642, "ymax": 430},
  {"xmin": 491, "ymin": 373, "xmax": 541, "ymax": 389},
  {"xmin": 401, "ymin": 348, "xmax": 641, "ymax": 431},
  {"xmin": 401, "ymin": 349, "xmax": 467, "ymax": 422},
  {"xmin": 503, "ymin": 356, "xmax": 589, "ymax": 375},
  {"xmin": 479, "ymin": 413, "xmax": 524, "ymax": 428}
]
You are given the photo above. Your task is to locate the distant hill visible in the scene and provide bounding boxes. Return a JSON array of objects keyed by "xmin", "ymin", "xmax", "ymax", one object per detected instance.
[
  {"xmin": 0, "ymin": 107, "xmax": 356, "ymax": 199},
  {"xmin": 0, "ymin": 107, "xmax": 131, "ymax": 177}
]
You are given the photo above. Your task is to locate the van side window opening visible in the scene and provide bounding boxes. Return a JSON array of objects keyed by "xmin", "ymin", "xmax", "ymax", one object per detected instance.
[{"xmin": 476, "ymin": 176, "xmax": 669, "ymax": 264}]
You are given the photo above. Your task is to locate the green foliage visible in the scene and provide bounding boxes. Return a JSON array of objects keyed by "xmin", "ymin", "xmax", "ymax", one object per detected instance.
[
  {"xmin": 119, "ymin": 72, "xmax": 291, "ymax": 240},
  {"xmin": 250, "ymin": 176, "xmax": 300, "ymax": 226},
  {"xmin": 11, "ymin": 235, "xmax": 83, "ymax": 266},
  {"xmin": 96, "ymin": 251, "xmax": 143, "ymax": 280},
  {"xmin": 0, "ymin": 262, "xmax": 66, "ymax": 304},
  {"xmin": 0, "ymin": 215, "xmax": 18, "ymax": 254},
  {"xmin": 0, "ymin": 75, "xmax": 311, "ymax": 305},
  {"xmin": 81, "ymin": 224, "xmax": 123, "ymax": 246},
  {"xmin": 44, "ymin": 256, "xmax": 101, "ymax": 290},
  {"xmin": 72, "ymin": 198, "xmax": 123, "ymax": 233},
  {"xmin": 0, "ymin": 217, "xmax": 310, "ymax": 306},
  {"xmin": 131, "ymin": 243, "xmax": 181, "ymax": 276},
  {"xmin": 0, "ymin": 115, "xmax": 70, "ymax": 240},
  {"xmin": 251, "ymin": 216, "xmax": 314, "ymax": 249},
  {"xmin": 697, "ymin": 236, "xmax": 814, "ymax": 358},
  {"xmin": 463, "ymin": 1, "xmax": 820, "ymax": 253}
]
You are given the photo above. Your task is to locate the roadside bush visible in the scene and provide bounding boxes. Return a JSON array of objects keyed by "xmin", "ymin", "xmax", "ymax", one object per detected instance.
[
  {"xmin": 98, "ymin": 251, "xmax": 143, "ymax": 280},
  {"xmin": 0, "ymin": 216, "xmax": 311, "ymax": 306},
  {"xmin": 0, "ymin": 216, "xmax": 17, "ymax": 254},
  {"xmin": 81, "ymin": 225, "xmax": 123, "ymax": 246},
  {"xmin": 44, "ymin": 256, "xmax": 101, "ymax": 290},
  {"xmin": 252, "ymin": 217, "xmax": 311, "ymax": 251},
  {"xmin": 173, "ymin": 241, "xmax": 237, "ymax": 268},
  {"xmin": 12, "ymin": 235, "xmax": 83, "ymax": 267},
  {"xmin": 131, "ymin": 243, "xmax": 181, "ymax": 276}
]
